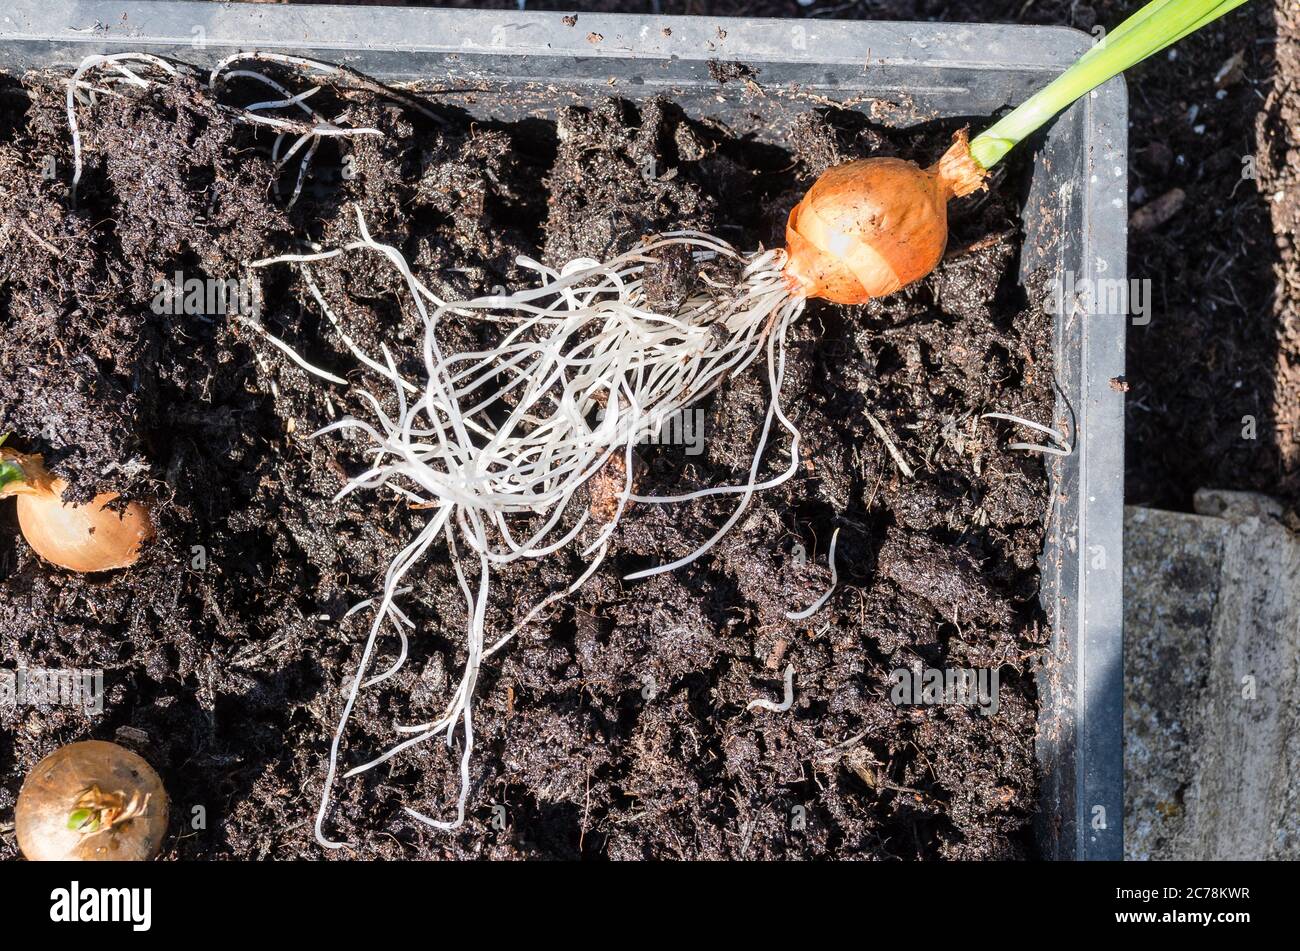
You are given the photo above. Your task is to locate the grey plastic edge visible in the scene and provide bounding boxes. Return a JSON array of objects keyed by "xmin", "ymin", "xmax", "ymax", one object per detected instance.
[{"xmin": 0, "ymin": 0, "xmax": 1126, "ymax": 861}]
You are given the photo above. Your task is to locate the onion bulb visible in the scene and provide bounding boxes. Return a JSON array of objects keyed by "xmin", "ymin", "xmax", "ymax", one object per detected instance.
[
  {"xmin": 15, "ymin": 740, "xmax": 169, "ymax": 861},
  {"xmin": 782, "ymin": 0, "xmax": 1256, "ymax": 303},
  {"xmin": 0, "ymin": 448, "xmax": 153, "ymax": 573},
  {"xmin": 784, "ymin": 130, "xmax": 988, "ymax": 304}
]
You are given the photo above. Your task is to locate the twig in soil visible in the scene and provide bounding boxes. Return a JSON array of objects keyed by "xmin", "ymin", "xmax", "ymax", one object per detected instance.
[
  {"xmin": 813, "ymin": 728, "xmax": 871, "ymax": 761},
  {"xmin": 738, "ymin": 804, "xmax": 763, "ymax": 858},
  {"xmin": 864, "ymin": 409, "xmax": 915, "ymax": 477},
  {"xmin": 3, "ymin": 221, "xmax": 64, "ymax": 259},
  {"xmin": 785, "ymin": 526, "xmax": 840, "ymax": 621},
  {"xmin": 230, "ymin": 634, "xmax": 293, "ymax": 669},
  {"xmin": 980, "ymin": 412, "xmax": 1072, "ymax": 456},
  {"xmin": 746, "ymin": 664, "xmax": 795, "ymax": 714}
]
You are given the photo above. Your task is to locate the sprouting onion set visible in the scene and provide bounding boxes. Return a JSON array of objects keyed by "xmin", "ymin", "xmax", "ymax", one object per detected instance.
[{"xmin": 2, "ymin": 0, "xmax": 1249, "ymax": 858}]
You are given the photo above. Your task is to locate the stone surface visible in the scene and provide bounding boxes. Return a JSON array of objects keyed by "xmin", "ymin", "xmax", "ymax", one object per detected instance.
[{"xmin": 1124, "ymin": 494, "xmax": 1300, "ymax": 860}]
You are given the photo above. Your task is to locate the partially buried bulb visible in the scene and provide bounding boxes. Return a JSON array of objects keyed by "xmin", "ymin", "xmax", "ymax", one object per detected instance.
[
  {"xmin": 15, "ymin": 740, "xmax": 169, "ymax": 861},
  {"xmin": 0, "ymin": 445, "xmax": 153, "ymax": 573}
]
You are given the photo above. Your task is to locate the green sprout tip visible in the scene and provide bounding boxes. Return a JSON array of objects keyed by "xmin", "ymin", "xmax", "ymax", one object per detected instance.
[
  {"xmin": 66, "ymin": 808, "xmax": 99, "ymax": 833},
  {"xmin": 0, "ymin": 460, "xmax": 24, "ymax": 492}
]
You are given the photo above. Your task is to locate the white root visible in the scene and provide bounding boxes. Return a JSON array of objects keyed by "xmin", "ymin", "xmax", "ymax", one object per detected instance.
[
  {"xmin": 64, "ymin": 51, "xmax": 395, "ymax": 211},
  {"xmin": 747, "ymin": 664, "xmax": 796, "ymax": 714},
  {"xmin": 208, "ymin": 59, "xmax": 385, "ymax": 208},
  {"xmin": 981, "ymin": 411, "xmax": 1071, "ymax": 456},
  {"xmin": 234, "ymin": 315, "xmax": 349, "ymax": 385},
  {"xmin": 249, "ymin": 210, "xmax": 807, "ymax": 843},
  {"xmin": 786, "ymin": 526, "xmax": 840, "ymax": 621},
  {"xmin": 208, "ymin": 51, "xmax": 446, "ymax": 126},
  {"xmin": 66, "ymin": 53, "xmax": 177, "ymax": 206}
]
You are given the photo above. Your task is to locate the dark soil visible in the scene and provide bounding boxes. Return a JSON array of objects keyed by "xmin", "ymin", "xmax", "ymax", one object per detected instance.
[{"xmin": 3, "ymin": 34, "xmax": 1051, "ymax": 859}]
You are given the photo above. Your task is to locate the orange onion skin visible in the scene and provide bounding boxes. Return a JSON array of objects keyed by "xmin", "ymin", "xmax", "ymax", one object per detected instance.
[
  {"xmin": 784, "ymin": 130, "xmax": 988, "ymax": 304},
  {"xmin": 17, "ymin": 484, "xmax": 154, "ymax": 573},
  {"xmin": 2, "ymin": 451, "xmax": 153, "ymax": 573},
  {"xmin": 16, "ymin": 740, "xmax": 169, "ymax": 861}
]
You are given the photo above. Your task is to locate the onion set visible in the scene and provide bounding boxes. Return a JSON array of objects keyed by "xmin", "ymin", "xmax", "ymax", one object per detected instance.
[
  {"xmin": 0, "ymin": 444, "xmax": 153, "ymax": 573},
  {"xmin": 785, "ymin": 0, "xmax": 1253, "ymax": 301},
  {"xmin": 15, "ymin": 740, "xmax": 169, "ymax": 861}
]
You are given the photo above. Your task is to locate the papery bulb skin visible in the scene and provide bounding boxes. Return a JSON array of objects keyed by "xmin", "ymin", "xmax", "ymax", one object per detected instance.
[
  {"xmin": 1, "ymin": 450, "xmax": 154, "ymax": 573},
  {"xmin": 784, "ymin": 130, "xmax": 988, "ymax": 304},
  {"xmin": 17, "ymin": 486, "xmax": 154, "ymax": 573},
  {"xmin": 16, "ymin": 741, "xmax": 169, "ymax": 861}
]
